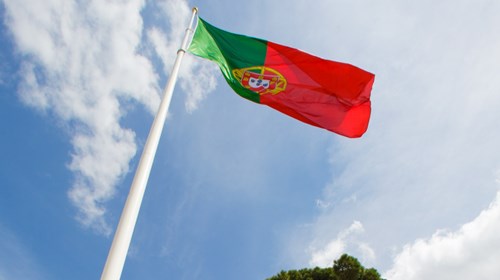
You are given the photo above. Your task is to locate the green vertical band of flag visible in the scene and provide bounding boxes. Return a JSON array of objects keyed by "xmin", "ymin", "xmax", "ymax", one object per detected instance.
[{"xmin": 188, "ymin": 17, "xmax": 267, "ymax": 103}]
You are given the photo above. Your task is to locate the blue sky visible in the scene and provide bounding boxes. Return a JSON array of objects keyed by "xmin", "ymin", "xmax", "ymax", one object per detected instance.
[{"xmin": 2, "ymin": 0, "xmax": 500, "ymax": 279}]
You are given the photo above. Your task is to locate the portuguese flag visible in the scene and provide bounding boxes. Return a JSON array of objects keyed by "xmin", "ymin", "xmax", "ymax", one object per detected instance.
[{"xmin": 188, "ymin": 17, "xmax": 375, "ymax": 138}]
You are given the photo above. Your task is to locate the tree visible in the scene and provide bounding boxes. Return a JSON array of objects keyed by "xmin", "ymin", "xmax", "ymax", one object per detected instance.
[
  {"xmin": 362, "ymin": 268, "xmax": 382, "ymax": 280},
  {"xmin": 266, "ymin": 254, "xmax": 384, "ymax": 280},
  {"xmin": 333, "ymin": 254, "xmax": 363, "ymax": 280}
]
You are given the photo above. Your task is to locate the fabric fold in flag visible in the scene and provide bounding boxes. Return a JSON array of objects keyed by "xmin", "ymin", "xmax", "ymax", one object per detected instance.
[{"xmin": 188, "ymin": 17, "xmax": 375, "ymax": 138}]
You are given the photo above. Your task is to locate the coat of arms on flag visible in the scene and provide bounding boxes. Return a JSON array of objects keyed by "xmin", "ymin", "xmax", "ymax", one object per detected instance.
[{"xmin": 232, "ymin": 66, "xmax": 287, "ymax": 95}]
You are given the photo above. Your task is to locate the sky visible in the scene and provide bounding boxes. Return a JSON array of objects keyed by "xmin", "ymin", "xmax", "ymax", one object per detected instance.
[{"xmin": 1, "ymin": 0, "xmax": 500, "ymax": 279}]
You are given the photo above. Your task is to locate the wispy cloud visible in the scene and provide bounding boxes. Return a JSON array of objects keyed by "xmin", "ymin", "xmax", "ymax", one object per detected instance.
[
  {"xmin": 0, "ymin": 224, "xmax": 48, "ymax": 280},
  {"xmin": 2, "ymin": 0, "xmax": 214, "ymax": 234},
  {"xmin": 147, "ymin": 1, "xmax": 217, "ymax": 113}
]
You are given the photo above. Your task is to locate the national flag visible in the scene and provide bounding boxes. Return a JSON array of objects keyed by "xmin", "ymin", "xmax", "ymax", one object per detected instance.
[{"xmin": 188, "ymin": 17, "xmax": 375, "ymax": 138}]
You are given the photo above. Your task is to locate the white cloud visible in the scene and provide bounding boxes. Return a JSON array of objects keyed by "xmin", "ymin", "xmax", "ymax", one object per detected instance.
[
  {"xmin": 3, "ymin": 0, "xmax": 161, "ymax": 234},
  {"xmin": 386, "ymin": 190, "xmax": 500, "ymax": 280},
  {"xmin": 309, "ymin": 221, "xmax": 375, "ymax": 267}
]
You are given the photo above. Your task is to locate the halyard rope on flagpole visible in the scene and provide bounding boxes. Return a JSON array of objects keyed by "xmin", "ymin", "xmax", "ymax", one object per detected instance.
[{"xmin": 101, "ymin": 7, "xmax": 198, "ymax": 280}]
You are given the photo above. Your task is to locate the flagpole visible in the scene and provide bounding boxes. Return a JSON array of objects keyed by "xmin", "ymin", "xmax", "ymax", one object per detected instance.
[{"xmin": 101, "ymin": 7, "xmax": 198, "ymax": 280}]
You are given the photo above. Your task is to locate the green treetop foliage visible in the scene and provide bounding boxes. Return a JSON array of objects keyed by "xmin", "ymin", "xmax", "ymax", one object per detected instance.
[{"xmin": 266, "ymin": 254, "xmax": 384, "ymax": 280}]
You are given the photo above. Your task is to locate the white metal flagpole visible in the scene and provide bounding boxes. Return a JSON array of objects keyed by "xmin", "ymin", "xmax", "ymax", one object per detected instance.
[{"xmin": 101, "ymin": 7, "xmax": 198, "ymax": 280}]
